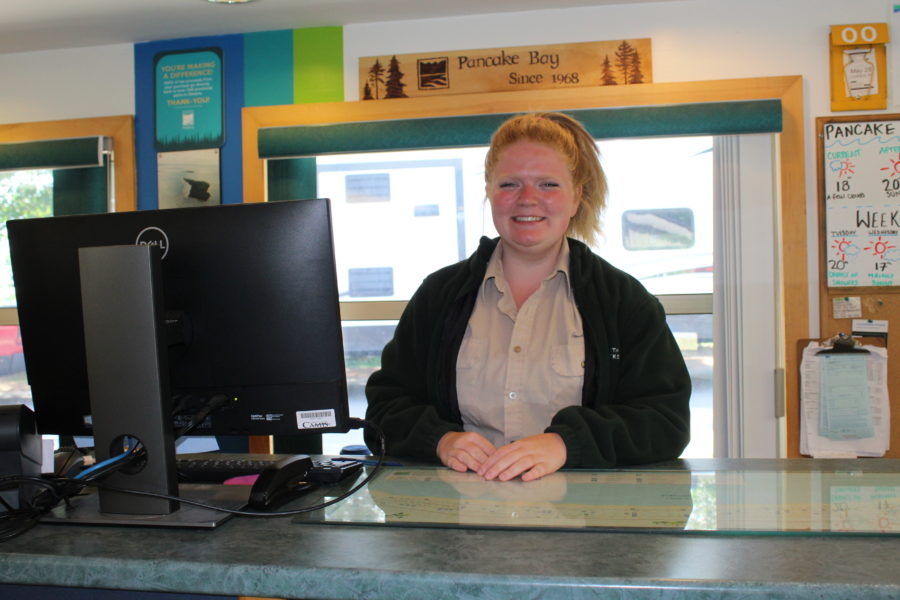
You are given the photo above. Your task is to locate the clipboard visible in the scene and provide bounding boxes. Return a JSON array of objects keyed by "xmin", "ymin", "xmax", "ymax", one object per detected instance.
[
  {"xmin": 815, "ymin": 333, "xmax": 871, "ymax": 354},
  {"xmin": 798, "ymin": 334, "xmax": 890, "ymax": 458}
]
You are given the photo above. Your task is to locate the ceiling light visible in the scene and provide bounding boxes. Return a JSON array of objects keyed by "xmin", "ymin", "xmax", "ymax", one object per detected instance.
[{"xmin": 207, "ymin": 0, "xmax": 258, "ymax": 4}]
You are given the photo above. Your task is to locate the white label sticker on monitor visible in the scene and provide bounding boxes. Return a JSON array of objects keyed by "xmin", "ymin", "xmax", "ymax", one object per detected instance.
[{"xmin": 297, "ymin": 409, "xmax": 337, "ymax": 430}]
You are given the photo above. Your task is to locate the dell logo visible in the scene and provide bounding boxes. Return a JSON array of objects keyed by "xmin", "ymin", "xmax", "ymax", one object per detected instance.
[{"xmin": 135, "ymin": 226, "xmax": 170, "ymax": 259}]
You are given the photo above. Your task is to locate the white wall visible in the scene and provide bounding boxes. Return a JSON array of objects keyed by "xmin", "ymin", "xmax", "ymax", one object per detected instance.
[
  {"xmin": 345, "ymin": 0, "xmax": 893, "ymax": 335},
  {"xmin": 0, "ymin": 0, "xmax": 893, "ymax": 333},
  {"xmin": 0, "ymin": 44, "xmax": 134, "ymax": 124}
]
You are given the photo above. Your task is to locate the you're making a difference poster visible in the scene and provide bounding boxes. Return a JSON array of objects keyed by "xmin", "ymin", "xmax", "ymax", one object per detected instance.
[{"xmin": 154, "ymin": 48, "xmax": 224, "ymax": 151}]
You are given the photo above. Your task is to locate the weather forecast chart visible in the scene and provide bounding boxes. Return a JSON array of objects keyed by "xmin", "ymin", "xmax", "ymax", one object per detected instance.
[{"xmin": 825, "ymin": 119, "xmax": 900, "ymax": 287}]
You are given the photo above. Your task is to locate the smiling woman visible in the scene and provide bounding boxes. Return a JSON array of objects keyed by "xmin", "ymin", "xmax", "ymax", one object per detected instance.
[
  {"xmin": 487, "ymin": 141, "xmax": 581, "ymax": 265},
  {"xmin": 364, "ymin": 112, "xmax": 692, "ymax": 481}
]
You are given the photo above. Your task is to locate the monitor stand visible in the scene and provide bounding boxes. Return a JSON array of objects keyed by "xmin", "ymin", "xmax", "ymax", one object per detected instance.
[{"xmin": 71, "ymin": 245, "xmax": 239, "ymax": 528}]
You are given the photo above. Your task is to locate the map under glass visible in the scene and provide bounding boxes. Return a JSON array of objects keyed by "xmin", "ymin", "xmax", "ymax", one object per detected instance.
[{"xmin": 293, "ymin": 466, "xmax": 900, "ymax": 535}]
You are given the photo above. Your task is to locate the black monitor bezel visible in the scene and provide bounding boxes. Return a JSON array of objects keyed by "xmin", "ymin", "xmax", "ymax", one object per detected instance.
[{"xmin": 7, "ymin": 197, "xmax": 351, "ymax": 439}]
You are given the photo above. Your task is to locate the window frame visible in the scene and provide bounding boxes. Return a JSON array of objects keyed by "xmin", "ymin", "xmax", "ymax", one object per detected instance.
[
  {"xmin": 241, "ymin": 79, "xmax": 809, "ymax": 456},
  {"xmin": 0, "ymin": 116, "xmax": 137, "ymax": 326}
]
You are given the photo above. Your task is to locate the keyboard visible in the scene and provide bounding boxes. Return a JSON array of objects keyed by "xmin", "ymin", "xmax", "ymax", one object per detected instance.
[
  {"xmin": 176, "ymin": 453, "xmax": 363, "ymax": 484},
  {"xmin": 176, "ymin": 453, "xmax": 282, "ymax": 482}
]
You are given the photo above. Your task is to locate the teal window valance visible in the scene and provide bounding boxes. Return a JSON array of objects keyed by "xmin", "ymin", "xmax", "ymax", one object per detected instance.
[
  {"xmin": 0, "ymin": 137, "xmax": 110, "ymax": 216},
  {"xmin": 0, "ymin": 137, "xmax": 109, "ymax": 171},
  {"xmin": 258, "ymin": 99, "xmax": 782, "ymax": 158}
]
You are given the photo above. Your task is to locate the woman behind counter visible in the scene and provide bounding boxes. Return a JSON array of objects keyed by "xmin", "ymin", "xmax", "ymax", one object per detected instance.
[{"xmin": 365, "ymin": 112, "xmax": 690, "ymax": 482}]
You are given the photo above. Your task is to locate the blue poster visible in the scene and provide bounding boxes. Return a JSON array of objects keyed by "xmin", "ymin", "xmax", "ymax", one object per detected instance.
[{"xmin": 154, "ymin": 48, "xmax": 224, "ymax": 151}]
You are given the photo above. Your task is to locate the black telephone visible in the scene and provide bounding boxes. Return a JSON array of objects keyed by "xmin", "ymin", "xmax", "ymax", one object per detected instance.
[{"xmin": 247, "ymin": 454, "xmax": 315, "ymax": 511}]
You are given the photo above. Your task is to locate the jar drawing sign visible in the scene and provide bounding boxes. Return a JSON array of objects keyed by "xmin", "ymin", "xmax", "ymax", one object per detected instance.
[{"xmin": 844, "ymin": 48, "xmax": 876, "ymax": 99}]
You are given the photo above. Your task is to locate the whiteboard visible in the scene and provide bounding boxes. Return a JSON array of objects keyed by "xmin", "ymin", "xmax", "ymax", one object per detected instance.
[{"xmin": 824, "ymin": 118, "xmax": 900, "ymax": 287}]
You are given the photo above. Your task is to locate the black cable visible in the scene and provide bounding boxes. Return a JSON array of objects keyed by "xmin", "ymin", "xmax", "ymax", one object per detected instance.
[
  {"xmin": 0, "ymin": 510, "xmax": 43, "ymax": 542},
  {"xmin": 174, "ymin": 394, "xmax": 232, "ymax": 439},
  {"xmin": 61, "ymin": 394, "xmax": 233, "ymax": 464},
  {"xmin": 53, "ymin": 446, "xmax": 84, "ymax": 478},
  {"xmin": 80, "ymin": 418, "xmax": 388, "ymax": 518},
  {"xmin": 0, "ymin": 439, "xmax": 147, "ymax": 542},
  {"xmin": 0, "ymin": 476, "xmax": 85, "ymax": 542},
  {"xmin": 0, "ymin": 418, "xmax": 389, "ymax": 537}
]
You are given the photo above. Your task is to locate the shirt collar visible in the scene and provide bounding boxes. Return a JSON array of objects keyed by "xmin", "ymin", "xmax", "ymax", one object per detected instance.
[{"xmin": 482, "ymin": 239, "xmax": 574, "ymax": 299}]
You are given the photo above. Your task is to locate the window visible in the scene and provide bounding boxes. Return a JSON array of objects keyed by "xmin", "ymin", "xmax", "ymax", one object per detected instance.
[
  {"xmin": 315, "ymin": 136, "xmax": 715, "ymax": 457},
  {"xmin": 0, "ymin": 170, "xmax": 53, "ymax": 307},
  {"xmin": 248, "ymin": 80, "xmax": 799, "ymax": 460},
  {"xmin": 0, "ymin": 122, "xmax": 129, "ymax": 417},
  {"xmin": 0, "ymin": 170, "xmax": 54, "ymax": 413},
  {"xmin": 593, "ymin": 136, "xmax": 712, "ymax": 297},
  {"xmin": 318, "ymin": 149, "xmax": 488, "ymax": 302},
  {"xmin": 621, "ymin": 209, "xmax": 696, "ymax": 251}
]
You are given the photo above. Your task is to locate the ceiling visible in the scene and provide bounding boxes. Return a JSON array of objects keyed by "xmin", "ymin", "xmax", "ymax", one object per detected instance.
[{"xmin": 1, "ymin": 0, "xmax": 671, "ymax": 55}]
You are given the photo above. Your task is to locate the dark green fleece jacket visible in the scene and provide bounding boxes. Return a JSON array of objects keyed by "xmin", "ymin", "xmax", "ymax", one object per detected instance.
[{"xmin": 364, "ymin": 237, "xmax": 691, "ymax": 468}]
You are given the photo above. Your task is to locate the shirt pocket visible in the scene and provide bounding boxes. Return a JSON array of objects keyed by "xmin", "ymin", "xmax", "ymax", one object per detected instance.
[
  {"xmin": 457, "ymin": 337, "xmax": 486, "ymax": 370},
  {"xmin": 549, "ymin": 340, "xmax": 585, "ymax": 410},
  {"xmin": 550, "ymin": 341, "xmax": 585, "ymax": 377}
]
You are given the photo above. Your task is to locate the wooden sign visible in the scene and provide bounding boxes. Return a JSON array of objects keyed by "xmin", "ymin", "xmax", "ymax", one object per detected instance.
[
  {"xmin": 829, "ymin": 23, "xmax": 889, "ymax": 112},
  {"xmin": 359, "ymin": 40, "xmax": 652, "ymax": 100}
]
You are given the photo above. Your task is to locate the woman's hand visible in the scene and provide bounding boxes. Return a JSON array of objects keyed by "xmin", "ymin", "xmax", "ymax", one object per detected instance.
[
  {"xmin": 477, "ymin": 433, "xmax": 566, "ymax": 482},
  {"xmin": 437, "ymin": 431, "xmax": 497, "ymax": 473}
]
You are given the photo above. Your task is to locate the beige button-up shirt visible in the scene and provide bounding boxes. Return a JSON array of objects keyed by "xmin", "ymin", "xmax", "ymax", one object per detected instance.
[{"xmin": 456, "ymin": 240, "xmax": 585, "ymax": 447}]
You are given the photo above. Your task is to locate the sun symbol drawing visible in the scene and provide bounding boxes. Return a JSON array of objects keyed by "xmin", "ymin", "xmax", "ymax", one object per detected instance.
[
  {"xmin": 829, "ymin": 158, "xmax": 855, "ymax": 178},
  {"xmin": 864, "ymin": 236, "xmax": 897, "ymax": 259},
  {"xmin": 881, "ymin": 154, "xmax": 900, "ymax": 177},
  {"xmin": 831, "ymin": 237, "xmax": 854, "ymax": 261}
]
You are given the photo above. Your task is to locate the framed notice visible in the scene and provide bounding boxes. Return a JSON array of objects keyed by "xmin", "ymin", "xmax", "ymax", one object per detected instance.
[
  {"xmin": 157, "ymin": 148, "xmax": 220, "ymax": 209},
  {"xmin": 819, "ymin": 115, "xmax": 900, "ymax": 287},
  {"xmin": 829, "ymin": 23, "xmax": 889, "ymax": 112},
  {"xmin": 154, "ymin": 48, "xmax": 224, "ymax": 151}
]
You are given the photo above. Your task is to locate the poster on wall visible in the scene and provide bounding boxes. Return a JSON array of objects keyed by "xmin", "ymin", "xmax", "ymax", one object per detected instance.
[
  {"xmin": 823, "ymin": 118, "xmax": 900, "ymax": 287},
  {"xmin": 157, "ymin": 149, "xmax": 220, "ymax": 209},
  {"xmin": 359, "ymin": 39, "xmax": 651, "ymax": 99},
  {"xmin": 154, "ymin": 48, "xmax": 224, "ymax": 151}
]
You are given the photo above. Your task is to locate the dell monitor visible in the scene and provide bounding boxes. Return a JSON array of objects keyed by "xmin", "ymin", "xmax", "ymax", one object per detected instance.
[{"xmin": 7, "ymin": 198, "xmax": 350, "ymax": 525}]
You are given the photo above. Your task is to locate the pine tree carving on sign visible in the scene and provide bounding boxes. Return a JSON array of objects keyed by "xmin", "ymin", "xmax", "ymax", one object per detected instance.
[
  {"xmin": 367, "ymin": 59, "xmax": 385, "ymax": 99},
  {"xmin": 600, "ymin": 55, "xmax": 617, "ymax": 86},
  {"xmin": 384, "ymin": 56, "xmax": 408, "ymax": 98},
  {"xmin": 612, "ymin": 40, "xmax": 645, "ymax": 85}
]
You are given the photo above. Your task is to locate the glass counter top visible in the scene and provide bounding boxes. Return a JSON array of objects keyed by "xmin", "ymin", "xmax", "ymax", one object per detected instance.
[{"xmin": 293, "ymin": 464, "xmax": 900, "ymax": 535}]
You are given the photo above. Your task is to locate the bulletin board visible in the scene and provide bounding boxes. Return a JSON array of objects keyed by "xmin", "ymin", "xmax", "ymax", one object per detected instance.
[{"xmin": 816, "ymin": 114, "xmax": 900, "ymax": 457}]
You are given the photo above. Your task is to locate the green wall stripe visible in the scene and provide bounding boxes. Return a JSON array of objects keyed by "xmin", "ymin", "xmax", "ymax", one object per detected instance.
[
  {"xmin": 0, "ymin": 138, "xmax": 104, "ymax": 171},
  {"xmin": 258, "ymin": 99, "xmax": 783, "ymax": 158},
  {"xmin": 244, "ymin": 30, "xmax": 294, "ymax": 107},
  {"xmin": 293, "ymin": 27, "xmax": 344, "ymax": 104}
]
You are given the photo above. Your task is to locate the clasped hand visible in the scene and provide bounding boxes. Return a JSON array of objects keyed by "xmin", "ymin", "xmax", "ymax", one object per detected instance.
[{"xmin": 436, "ymin": 431, "xmax": 566, "ymax": 482}]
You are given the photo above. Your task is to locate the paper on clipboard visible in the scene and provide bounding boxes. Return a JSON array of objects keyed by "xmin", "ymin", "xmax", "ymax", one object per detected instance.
[{"xmin": 800, "ymin": 341, "xmax": 890, "ymax": 458}]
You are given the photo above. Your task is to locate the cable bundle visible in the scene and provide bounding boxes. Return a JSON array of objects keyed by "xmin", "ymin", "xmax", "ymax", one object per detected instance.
[{"xmin": 0, "ymin": 417, "xmax": 386, "ymax": 540}]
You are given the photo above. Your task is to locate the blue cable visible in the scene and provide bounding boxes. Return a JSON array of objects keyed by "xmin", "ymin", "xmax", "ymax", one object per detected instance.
[{"xmin": 74, "ymin": 437, "xmax": 141, "ymax": 480}]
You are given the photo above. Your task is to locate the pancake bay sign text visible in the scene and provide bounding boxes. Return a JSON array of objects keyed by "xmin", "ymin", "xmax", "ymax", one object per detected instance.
[{"xmin": 359, "ymin": 39, "xmax": 652, "ymax": 100}]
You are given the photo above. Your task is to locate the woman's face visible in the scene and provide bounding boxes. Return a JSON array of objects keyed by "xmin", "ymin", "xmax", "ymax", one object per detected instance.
[{"xmin": 486, "ymin": 141, "xmax": 581, "ymax": 259}]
